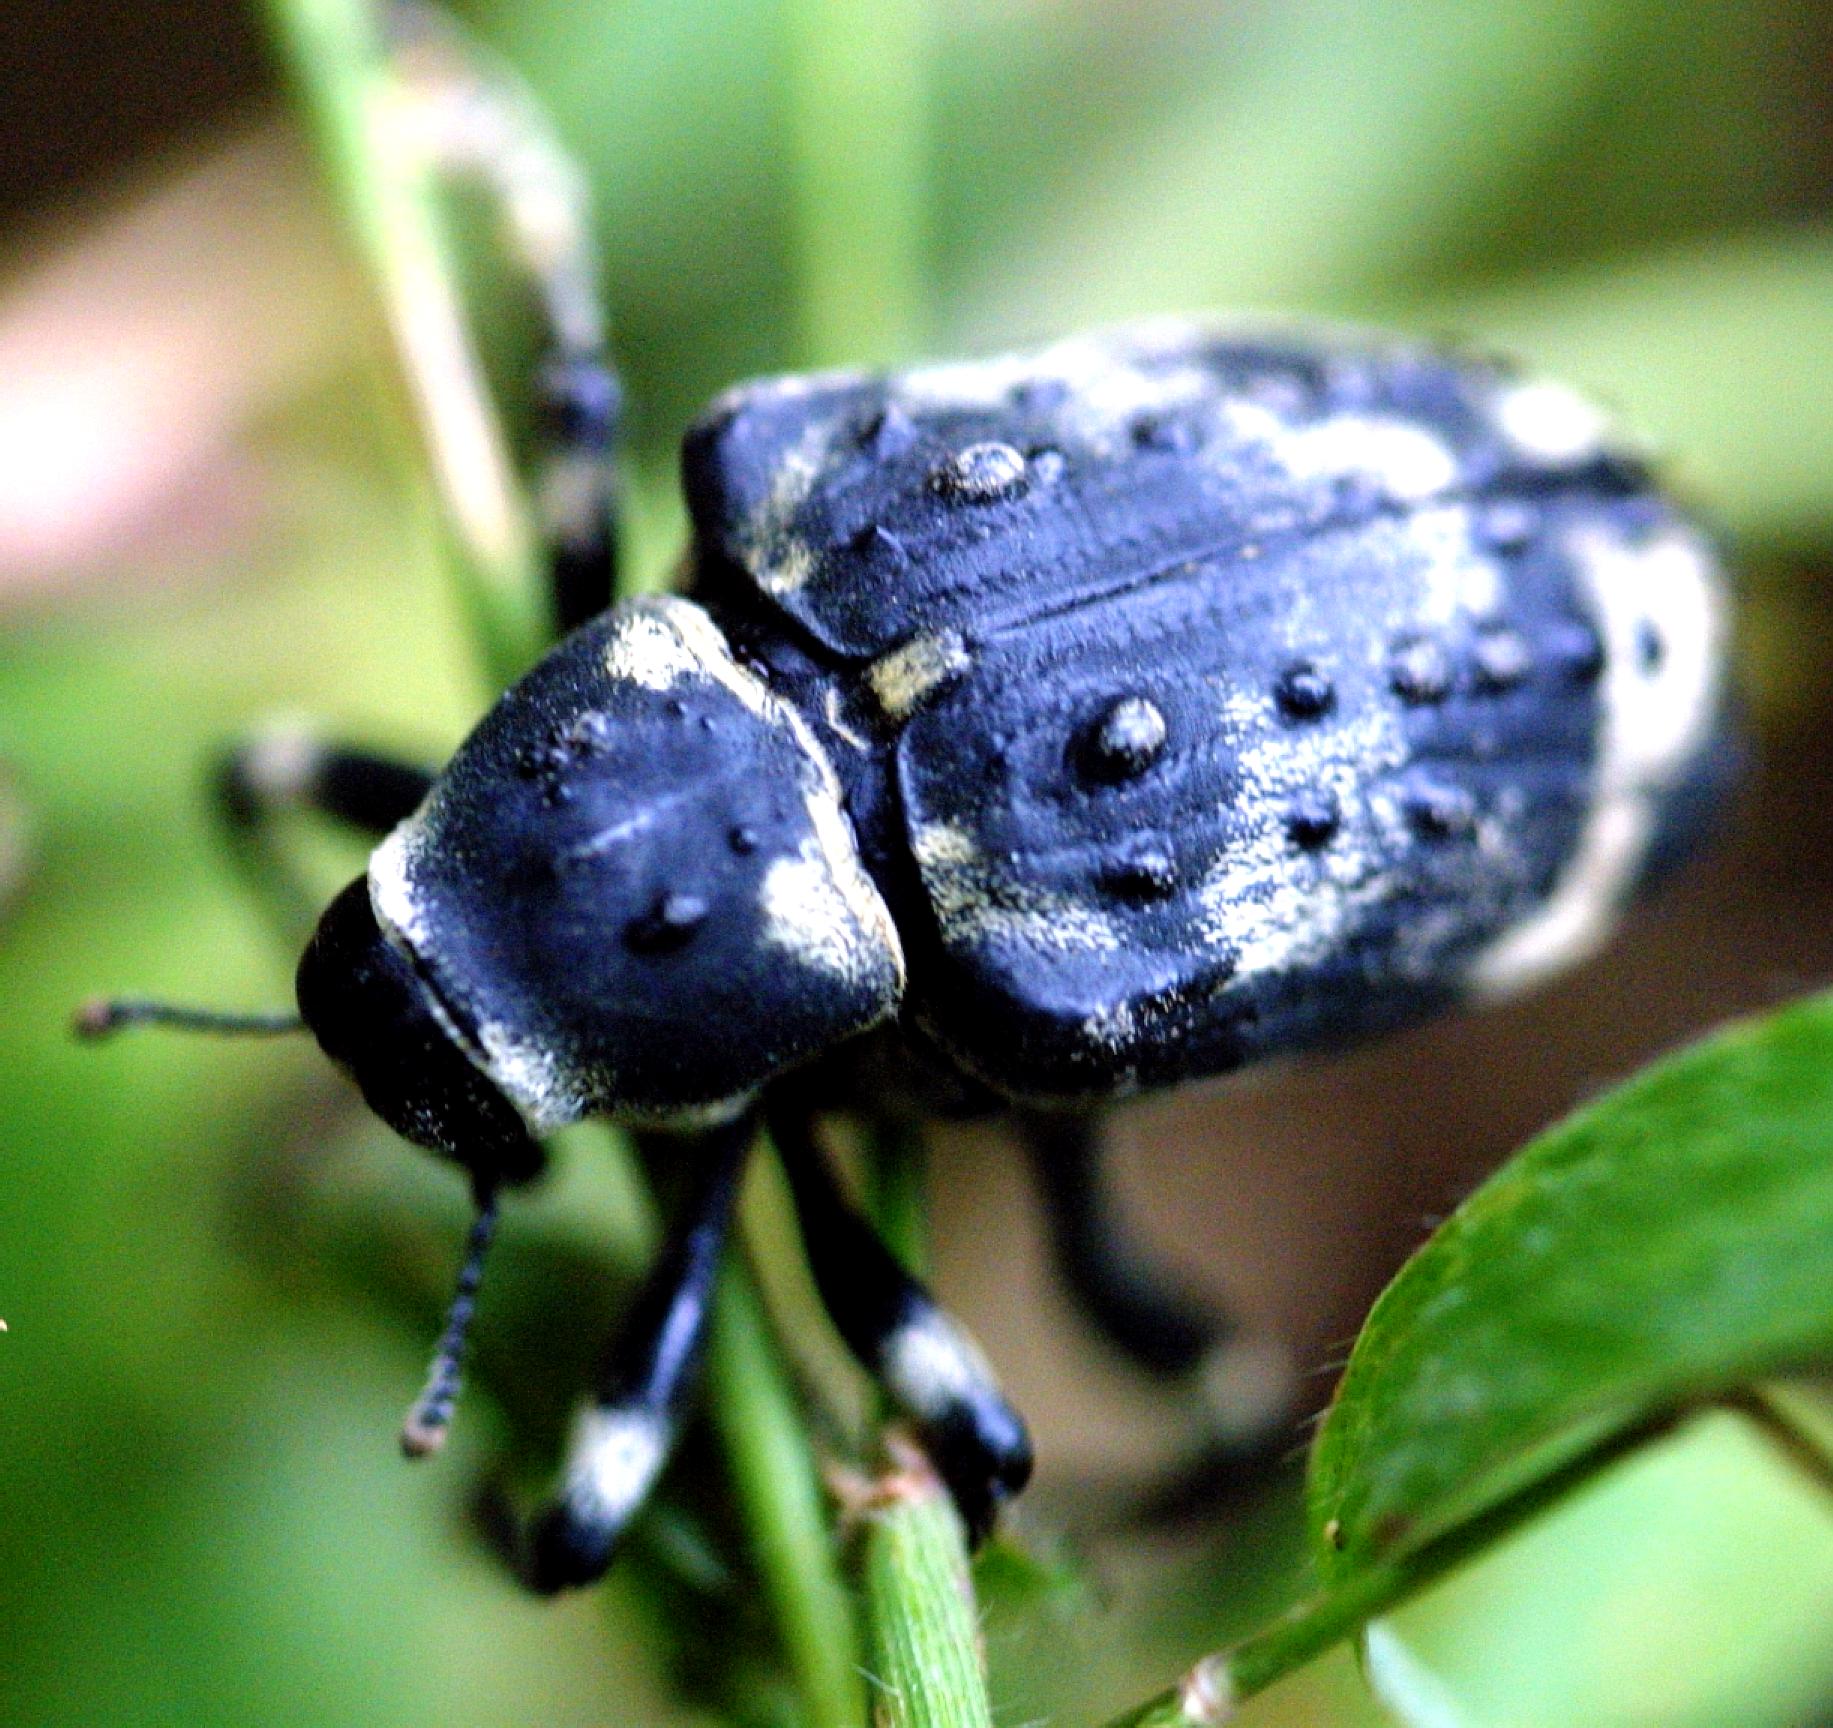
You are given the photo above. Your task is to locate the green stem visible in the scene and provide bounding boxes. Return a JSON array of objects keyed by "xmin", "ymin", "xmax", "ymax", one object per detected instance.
[
  {"xmin": 1099, "ymin": 1409, "xmax": 1682, "ymax": 1727},
  {"xmin": 783, "ymin": 0, "xmax": 932, "ymax": 366},
  {"xmin": 860, "ymin": 1443, "xmax": 995, "ymax": 1728},
  {"xmin": 260, "ymin": 0, "xmax": 547, "ymax": 689},
  {"xmin": 864, "ymin": 1117, "xmax": 930, "ymax": 1279},
  {"xmin": 264, "ymin": 10, "xmax": 868, "ymax": 1720},
  {"xmin": 708, "ymin": 1247, "xmax": 867, "ymax": 1728},
  {"xmin": 853, "ymin": 1127, "xmax": 998, "ymax": 1726}
]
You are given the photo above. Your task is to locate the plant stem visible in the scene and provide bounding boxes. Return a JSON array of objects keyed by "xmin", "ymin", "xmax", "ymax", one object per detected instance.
[
  {"xmin": 782, "ymin": 0, "xmax": 932, "ymax": 366},
  {"xmin": 708, "ymin": 1248, "xmax": 868, "ymax": 1728},
  {"xmin": 260, "ymin": 0, "xmax": 547, "ymax": 689},
  {"xmin": 859, "ymin": 1441, "xmax": 995, "ymax": 1728},
  {"xmin": 264, "ymin": 9, "xmax": 868, "ymax": 1720},
  {"xmin": 864, "ymin": 1117, "xmax": 930, "ymax": 1279}
]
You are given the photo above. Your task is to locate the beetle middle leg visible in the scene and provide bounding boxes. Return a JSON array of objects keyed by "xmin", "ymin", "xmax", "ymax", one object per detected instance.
[
  {"xmin": 767, "ymin": 1099, "xmax": 1032, "ymax": 1543},
  {"xmin": 1018, "ymin": 1110, "xmax": 1298, "ymax": 1472},
  {"xmin": 524, "ymin": 1112, "xmax": 755, "ymax": 1593}
]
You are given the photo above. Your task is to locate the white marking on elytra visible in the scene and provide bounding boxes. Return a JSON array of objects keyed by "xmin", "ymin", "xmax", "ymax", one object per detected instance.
[
  {"xmin": 880, "ymin": 1308, "xmax": 997, "ymax": 1423},
  {"xmin": 913, "ymin": 819, "xmax": 1125, "ymax": 957},
  {"xmin": 867, "ymin": 630, "xmax": 971, "ymax": 719},
  {"xmin": 739, "ymin": 419, "xmax": 843, "ymax": 595},
  {"xmin": 1468, "ymin": 524, "xmax": 1725, "ymax": 995},
  {"xmin": 1195, "ymin": 692, "xmax": 1406, "ymax": 984},
  {"xmin": 1260, "ymin": 409, "xmax": 1459, "ymax": 503},
  {"xmin": 1405, "ymin": 506, "xmax": 1502, "ymax": 627},
  {"xmin": 560, "ymin": 1405, "xmax": 670, "ymax": 1534},
  {"xmin": 1493, "ymin": 377, "xmax": 1610, "ymax": 466}
]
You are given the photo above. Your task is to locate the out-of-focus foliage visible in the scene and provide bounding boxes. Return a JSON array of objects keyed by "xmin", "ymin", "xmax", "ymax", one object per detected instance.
[{"xmin": 2, "ymin": 1, "xmax": 1831, "ymax": 1725}]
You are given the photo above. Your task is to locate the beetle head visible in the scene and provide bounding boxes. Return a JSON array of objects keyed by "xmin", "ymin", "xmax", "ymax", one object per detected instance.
[
  {"xmin": 364, "ymin": 598, "xmax": 905, "ymax": 1129},
  {"xmin": 296, "ymin": 875, "xmax": 546, "ymax": 1190}
]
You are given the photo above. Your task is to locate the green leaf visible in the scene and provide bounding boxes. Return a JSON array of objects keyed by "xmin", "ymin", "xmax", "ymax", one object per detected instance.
[
  {"xmin": 1408, "ymin": 225, "xmax": 1833, "ymax": 552},
  {"xmin": 1101, "ymin": 994, "xmax": 1833, "ymax": 1727},
  {"xmin": 1310, "ymin": 990, "xmax": 1833, "ymax": 1575},
  {"xmin": 947, "ymin": 0, "xmax": 1644, "ymax": 339}
]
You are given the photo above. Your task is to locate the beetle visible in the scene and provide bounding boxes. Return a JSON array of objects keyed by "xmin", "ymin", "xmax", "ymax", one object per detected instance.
[{"xmin": 81, "ymin": 24, "xmax": 1732, "ymax": 1600}]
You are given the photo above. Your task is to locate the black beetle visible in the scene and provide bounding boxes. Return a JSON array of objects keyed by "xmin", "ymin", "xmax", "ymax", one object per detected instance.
[{"xmin": 81, "ymin": 35, "xmax": 1732, "ymax": 1599}]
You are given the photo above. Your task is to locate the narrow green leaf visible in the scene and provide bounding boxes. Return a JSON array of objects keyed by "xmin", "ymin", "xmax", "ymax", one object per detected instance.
[
  {"xmin": 1310, "ymin": 990, "xmax": 1833, "ymax": 1576},
  {"xmin": 261, "ymin": 0, "xmax": 549, "ymax": 688},
  {"xmin": 1409, "ymin": 224, "xmax": 1833, "ymax": 551},
  {"xmin": 950, "ymin": 0, "xmax": 1641, "ymax": 339}
]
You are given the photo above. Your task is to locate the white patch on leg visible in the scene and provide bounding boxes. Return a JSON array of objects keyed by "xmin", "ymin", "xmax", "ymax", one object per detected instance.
[
  {"xmin": 559, "ymin": 1405, "xmax": 670, "ymax": 1537},
  {"xmin": 880, "ymin": 1309, "xmax": 996, "ymax": 1424}
]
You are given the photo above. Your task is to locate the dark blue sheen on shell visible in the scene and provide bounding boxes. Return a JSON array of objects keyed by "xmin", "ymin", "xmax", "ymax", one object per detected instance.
[
  {"xmin": 679, "ymin": 325, "xmax": 1728, "ymax": 1102},
  {"xmin": 683, "ymin": 324, "xmax": 1646, "ymax": 662}
]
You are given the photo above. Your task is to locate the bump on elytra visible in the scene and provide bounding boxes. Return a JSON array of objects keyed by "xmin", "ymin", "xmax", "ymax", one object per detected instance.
[
  {"xmin": 1389, "ymin": 637, "xmax": 1453, "ymax": 705},
  {"xmin": 1274, "ymin": 662, "xmax": 1335, "ymax": 721},
  {"xmin": 1476, "ymin": 500, "xmax": 1537, "ymax": 554},
  {"xmin": 1099, "ymin": 843, "xmax": 1179, "ymax": 902},
  {"xmin": 1286, "ymin": 790, "xmax": 1341, "ymax": 850},
  {"xmin": 1082, "ymin": 696, "xmax": 1168, "ymax": 783},
  {"xmin": 1404, "ymin": 781, "xmax": 1476, "ymax": 841},
  {"xmin": 931, "ymin": 441, "xmax": 1028, "ymax": 502},
  {"xmin": 1129, "ymin": 413, "xmax": 1199, "ymax": 454},
  {"xmin": 1471, "ymin": 627, "xmax": 1532, "ymax": 693}
]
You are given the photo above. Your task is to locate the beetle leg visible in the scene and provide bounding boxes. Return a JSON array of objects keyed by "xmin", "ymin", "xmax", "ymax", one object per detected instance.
[
  {"xmin": 524, "ymin": 1112, "xmax": 754, "ymax": 1594},
  {"xmin": 211, "ymin": 730, "xmax": 437, "ymax": 943},
  {"xmin": 216, "ymin": 731, "xmax": 434, "ymax": 838},
  {"xmin": 768, "ymin": 1101, "xmax": 1032, "ymax": 1543},
  {"xmin": 387, "ymin": 1, "xmax": 623, "ymax": 634},
  {"xmin": 1017, "ymin": 1110, "xmax": 1297, "ymax": 1463}
]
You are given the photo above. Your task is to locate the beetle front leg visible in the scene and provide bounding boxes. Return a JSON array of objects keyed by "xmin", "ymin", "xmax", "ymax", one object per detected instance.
[
  {"xmin": 523, "ymin": 1113, "xmax": 754, "ymax": 1594},
  {"xmin": 216, "ymin": 731, "xmax": 435, "ymax": 839},
  {"xmin": 768, "ymin": 1100, "xmax": 1032, "ymax": 1543},
  {"xmin": 387, "ymin": 1, "xmax": 623, "ymax": 635},
  {"xmin": 210, "ymin": 730, "xmax": 437, "ymax": 943},
  {"xmin": 1018, "ymin": 1110, "xmax": 1297, "ymax": 1469}
]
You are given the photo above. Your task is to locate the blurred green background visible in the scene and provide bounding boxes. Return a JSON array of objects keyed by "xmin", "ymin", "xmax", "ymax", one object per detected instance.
[{"xmin": 2, "ymin": 2, "xmax": 1832, "ymax": 1724}]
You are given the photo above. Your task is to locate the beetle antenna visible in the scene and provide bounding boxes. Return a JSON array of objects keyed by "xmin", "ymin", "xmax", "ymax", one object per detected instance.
[
  {"xmin": 73, "ymin": 997, "xmax": 305, "ymax": 1039},
  {"xmin": 401, "ymin": 1186, "xmax": 502, "ymax": 1459}
]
